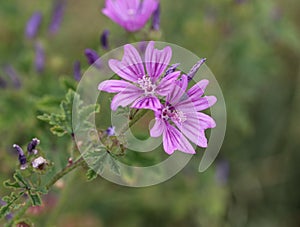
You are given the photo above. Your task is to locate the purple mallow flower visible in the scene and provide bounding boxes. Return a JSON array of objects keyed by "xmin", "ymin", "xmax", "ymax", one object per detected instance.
[
  {"xmin": 187, "ymin": 58, "xmax": 206, "ymax": 82},
  {"xmin": 0, "ymin": 76, "xmax": 7, "ymax": 88},
  {"xmin": 100, "ymin": 30, "xmax": 110, "ymax": 50},
  {"xmin": 150, "ymin": 76, "xmax": 217, "ymax": 154},
  {"xmin": 102, "ymin": 0, "xmax": 159, "ymax": 32},
  {"xmin": 98, "ymin": 41, "xmax": 180, "ymax": 111},
  {"xmin": 48, "ymin": 0, "xmax": 65, "ymax": 34},
  {"xmin": 35, "ymin": 42, "xmax": 45, "ymax": 73},
  {"xmin": 215, "ymin": 159, "xmax": 229, "ymax": 185},
  {"xmin": 151, "ymin": 3, "xmax": 160, "ymax": 30},
  {"xmin": 27, "ymin": 138, "xmax": 40, "ymax": 155},
  {"xmin": 73, "ymin": 61, "xmax": 81, "ymax": 81},
  {"xmin": 25, "ymin": 12, "xmax": 42, "ymax": 39},
  {"xmin": 13, "ymin": 144, "xmax": 27, "ymax": 170},
  {"xmin": 3, "ymin": 65, "xmax": 21, "ymax": 89}
]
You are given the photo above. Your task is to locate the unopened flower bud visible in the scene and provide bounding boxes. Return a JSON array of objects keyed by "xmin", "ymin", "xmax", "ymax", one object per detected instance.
[
  {"xmin": 165, "ymin": 63, "xmax": 180, "ymax": 76},
  {"xmin": 13, "ymin": 144, "xmax": 27, "ymax": 170},
  {"xmin": 27, "ymin": 138, "xmax": 40, "ymax": 155},
  {"xmin": 187, "ymin": 58, "xmax": 207, "ymax": 82},
  {"xmin": 100, "ymin": 30, "xmax": 110, "ymax": 50}
]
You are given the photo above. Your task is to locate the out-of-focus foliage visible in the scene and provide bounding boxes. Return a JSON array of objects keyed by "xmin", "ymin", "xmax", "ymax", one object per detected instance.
[{"xmin": 0, "ymin": 0, "xmax": 300, "ymax": 226}]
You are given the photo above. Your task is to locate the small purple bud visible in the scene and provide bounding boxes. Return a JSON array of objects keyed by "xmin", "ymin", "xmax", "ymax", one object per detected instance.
[
  {"xmin": 25, "ymin": 12, "xmax": 42, "ymax": 39},
  {"xmin": 13, "ymin": 144, "xmax": 27, "ymax": 170},
  {"xmin": 73, "ymin": 61, "xmax": 81, "ymax": 81},
  {"xmin": 151, "ymin": 3, "xmax": 160, "ymax": 31},
  {"xmin": 27, "ymin": 138, "xmax": 40, "ymax": 155},
  {"xmin": 5, "ymin": 213, "xmax": 13, "ymax": 221},
  {"xmin": 84, "ymin": 48, "xmax": 101, "ymax": 68},
  {"xmin": 48, "ymin": 0, "xmax": 65, "ymax": 35},
  {"xmin": 165, "ymin": 63, "xmax": 180, "ymax": 76},
  {"xmin": 187, "ymin": 58, "xmax": 207, "ymax": 82},
  {"xmin": 106, "ymin": 126, "xmax": 115, "ymax": 136},
  {"xmin": 100, "ymin": 30, "xmax": 110, "ymax": 50},
  {"xmin": 13, "ymin": 144, "xmax": 24, "ymax": 156},
  {"xmin": 35, "ymin": 42, "xmax": 45, "ymax": 73},
  {"xmin": 215, "ymin": 159, "xmax": 229, "ymax": 185},
  {"xmin": 3, "ymin": 65, "xmax": 21, "ymax": 89}
]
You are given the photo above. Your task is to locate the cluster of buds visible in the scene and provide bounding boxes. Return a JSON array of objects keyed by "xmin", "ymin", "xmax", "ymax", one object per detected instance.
[{"xmin": 13, "ymin": 138, "xmax": 47, "ymax": 170}]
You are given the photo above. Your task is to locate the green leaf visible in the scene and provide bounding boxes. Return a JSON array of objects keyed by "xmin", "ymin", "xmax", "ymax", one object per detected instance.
[
  {"xmin": 3, "ymin": 180, "xmax": 21, "ymax": 189},
  {"xmin": 60, "ymin": 77, "xmax": 77, "ymax": 91},
  {"xmin": 0, "ymin": 204, "xmax": 10, "ymax": 219},
  {"xmin": 107, "ymin": 155, "xmax": 121, "ymax": 176},
  {"xmin": 50, "ymin": 125, "xmax": 67, "ymax": 137},
  {"xmin": 84, "ymin": 147, "xmax": 121, "ymax": 176},
  {"xmin": 38, "ymin": 89, "xmax": 100, "ymax": 137},
  {"xmin": 28, "ymin": 192, "xmax": 42, "ymax": 206},
  {"xmin": 13, "ymin": 172, "xmax": 29, "ymax": 188},
  {"xmin": 36, "ymin": 96, "xmax": 61, "ymax": 112},
  {"xmin": 86, "ymin": 169, "xmax": 98, "ymax": 181}
]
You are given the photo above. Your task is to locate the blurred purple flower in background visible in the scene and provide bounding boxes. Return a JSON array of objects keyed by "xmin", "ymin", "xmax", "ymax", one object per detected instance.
[
  {"xmin": 0, "ymin": 76, "xmax": 7, "ymax": 88},
  {"xmin": 215, "ymin": 159, "xmax": 230, "ymax": 185},
  {"xmin": 100, "ymin": 30, "xmax": 110, "ymax": 50},
  {"xmin": 84, "ymin": 48, "xmax": 101, "ymax": 68},
  {"xmin": 3, "ymin": 65, "xmax": 21, "ymax": 89},
  {"xmin": 151, "ymin": 3, "xmax": 160, "ymax": 30},
  {"xmin": 102, "ymin": 0, "xmax": 159, "ymax": 32},
  {"xmin": 35, "ymin": 42, "xmax": 45, "ymax": 73},
  {"xmin": 73, "ymin": 61, "xmax": 81, "ymax": 81},
  {"xmin": 48, "ymin": 0, "xmax": 65, "ymax": 34},
  {"xmin": 25, "ymin": 12, "xmax": 42, "ymax": 39},
  {"xmin": 98, "ymin": 41, "xmax": 179, "ymax": 111}
]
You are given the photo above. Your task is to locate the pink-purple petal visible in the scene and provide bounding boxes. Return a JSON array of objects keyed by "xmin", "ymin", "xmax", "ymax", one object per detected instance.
[
  {"xmin": 108, "ymin": 44, "xmax": 145, "ymax": 82},
  {"xmin": 110, "ymin": 86, "xmax": 143, "ymax": 111},
  {"xmin": 131, "ymin": 95, "xmax": 161, "ymax": 110},
  {"xmin": 192, "ymin": 95, "xmax": 217, "ymax": 111},
  {"xmin": 98, "ymin": 80, "xmax": 133, "ymax": 93},
  {"xmin": 187, "ymin": 79, "xmax": 209, "ymax": 99},
  {"xmin": 156, "ymin": 71, "xmax": 180, "ymax": 96},
  {"xmin": 176, "ymin": 119, "xmax": 208, "ymax": 148},
  {"xmin": 145, "ymin": 41, "xmax": 172, "ymax": 80},
  {"xmin": 167, "ymin": 76, "xmax": 188, "ymax": 104},
  {"xmin": 150, "ymin": 118, "xmax": 165, "ymax": 137},
  {"xmin": 163, "ymin": 124, "xmax": 195, "ymax": 154}
]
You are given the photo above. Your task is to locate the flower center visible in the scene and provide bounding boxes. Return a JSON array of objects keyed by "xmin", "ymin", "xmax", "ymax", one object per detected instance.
[
  {"xmin": 161, "ymin": 105, "xmax": 187, "ymax": 123},
  {"xmin": 137, "ymin": 75, "xmax": 157, "ymax": 96}
]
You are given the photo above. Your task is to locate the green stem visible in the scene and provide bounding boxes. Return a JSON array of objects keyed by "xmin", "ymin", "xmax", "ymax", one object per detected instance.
[
  {"xmin": 5, "ymin": 198, "xmax": 30, "ymax": 227},
  {"xmin": 119, "ymin": 109, "xmax": 148, "ymax": 135},
  {"xmin": 45, "ymin": 157, "xmax": 85, "ymax": 190}
]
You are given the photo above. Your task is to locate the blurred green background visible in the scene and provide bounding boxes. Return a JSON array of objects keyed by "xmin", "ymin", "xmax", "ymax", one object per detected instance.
[{"xmin": 1, "ymin": 0, "xmax": 300, "ymax": 226}]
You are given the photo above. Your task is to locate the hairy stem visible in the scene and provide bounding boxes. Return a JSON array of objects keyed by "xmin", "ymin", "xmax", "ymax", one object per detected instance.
[
  {"xmin": 119, "ymin": 109, "xmax": 148, "ymax": 135},
  {"xmin": 45, "ymin": 157, "xmax": 85, "ymax": 190}
]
